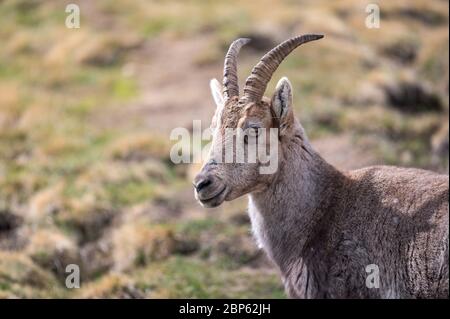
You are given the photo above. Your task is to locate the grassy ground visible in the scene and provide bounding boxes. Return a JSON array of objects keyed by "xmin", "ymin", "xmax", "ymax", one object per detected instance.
[{"xmin": 0, "ymin": 0, "xmax": 448, "ymax": 298}]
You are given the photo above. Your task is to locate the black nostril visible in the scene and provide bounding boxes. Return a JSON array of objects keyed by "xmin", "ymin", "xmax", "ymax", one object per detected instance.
[{"xmin": 195, "ymin": 178, "xmax": 212, "ymax": 192}]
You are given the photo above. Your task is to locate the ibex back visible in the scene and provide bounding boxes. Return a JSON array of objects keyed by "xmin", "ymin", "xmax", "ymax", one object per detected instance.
[{"xmin": 193, "ymin": 35, "xmax": 449, "ymax": 298}]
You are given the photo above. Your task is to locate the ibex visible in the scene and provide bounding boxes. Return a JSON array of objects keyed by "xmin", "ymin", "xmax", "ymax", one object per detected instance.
[{"xmin": 193, "ymin": 35, "xmax": 449, "ymax": 298}]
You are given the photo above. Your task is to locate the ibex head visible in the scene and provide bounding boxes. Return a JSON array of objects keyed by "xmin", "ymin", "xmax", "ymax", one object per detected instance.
[{"xmin": 194, "ymin": 35, "xmax": 324, "ymax": 207}]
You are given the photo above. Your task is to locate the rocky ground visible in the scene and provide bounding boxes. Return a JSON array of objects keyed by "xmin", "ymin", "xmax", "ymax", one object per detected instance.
[{"xmin": 0, "ymin": 0, "xmax": 448, "ymax": 298}]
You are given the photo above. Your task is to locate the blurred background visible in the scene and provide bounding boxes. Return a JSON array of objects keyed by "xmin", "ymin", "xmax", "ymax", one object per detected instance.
[{"xmin": 0, "ymin": 0, "xmax": 448, "ymax": 298}]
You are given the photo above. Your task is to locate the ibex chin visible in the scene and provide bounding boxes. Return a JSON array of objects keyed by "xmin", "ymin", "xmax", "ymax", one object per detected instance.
[{"xmin": 193, "ymin": 35, "xmax": 449, "ymax": 298}]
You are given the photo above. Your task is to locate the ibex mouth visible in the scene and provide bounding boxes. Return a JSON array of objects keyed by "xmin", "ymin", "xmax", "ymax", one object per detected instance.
[{"xmin": 197, "ymin": 186, "xmax": 228, "ymax": 208}]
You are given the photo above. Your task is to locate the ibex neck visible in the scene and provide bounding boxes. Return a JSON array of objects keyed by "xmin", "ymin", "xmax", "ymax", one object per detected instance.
[{"xmin": 248, "ymin": 127, "xmax": 345, "ymax": 272}]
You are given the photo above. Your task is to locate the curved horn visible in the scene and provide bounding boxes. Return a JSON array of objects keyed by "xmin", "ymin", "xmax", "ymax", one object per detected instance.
[
  {"xmin": 242, "ymin": 34, "xmax": 324, "ymax": 103},
  {"xmin": 222, "ymin": 38, "xmax": 251, "ymax": 100}
]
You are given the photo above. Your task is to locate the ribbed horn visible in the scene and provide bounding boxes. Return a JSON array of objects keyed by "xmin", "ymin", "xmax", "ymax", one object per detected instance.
[
  {"xmin": 222, "ymin": 38, "xmax": 251, "ymax": 100},
  {"xmin": 242, "ymin": 34, "xmax": 324, "ymax": 103}
]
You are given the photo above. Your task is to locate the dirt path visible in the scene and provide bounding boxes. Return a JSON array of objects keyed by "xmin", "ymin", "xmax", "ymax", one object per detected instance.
[{"xmin": 96, "ymin": 35, "xmax": 221, "ymax": 133}]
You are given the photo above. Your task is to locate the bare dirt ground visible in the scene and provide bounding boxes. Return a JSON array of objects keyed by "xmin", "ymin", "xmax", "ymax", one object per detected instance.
[{"xmin": 95, "ymin": 36, "xmax": 220, "ymax": 133}]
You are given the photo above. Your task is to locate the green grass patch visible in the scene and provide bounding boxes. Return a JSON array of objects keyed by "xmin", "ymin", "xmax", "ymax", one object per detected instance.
[
  {"xmin": 133, "ymin": 256, "xmax": 285, "ymax": 299},
  {"xmin": 111, "ymin": 77, "xmax": 138, "ymax": 100},
  {"xmin": 105, "ymin": 179, "xmax": 157, "ymax": 207}
]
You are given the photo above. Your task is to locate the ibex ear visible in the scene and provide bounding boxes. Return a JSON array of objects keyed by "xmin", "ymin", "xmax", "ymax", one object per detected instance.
[
  {"xmin": 271, "ymin": 77, "xmax": 294, "ymax": 134},
  {"xmin": 209, "ymin": 78, "xmax": 224, "ymax": 108}
]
